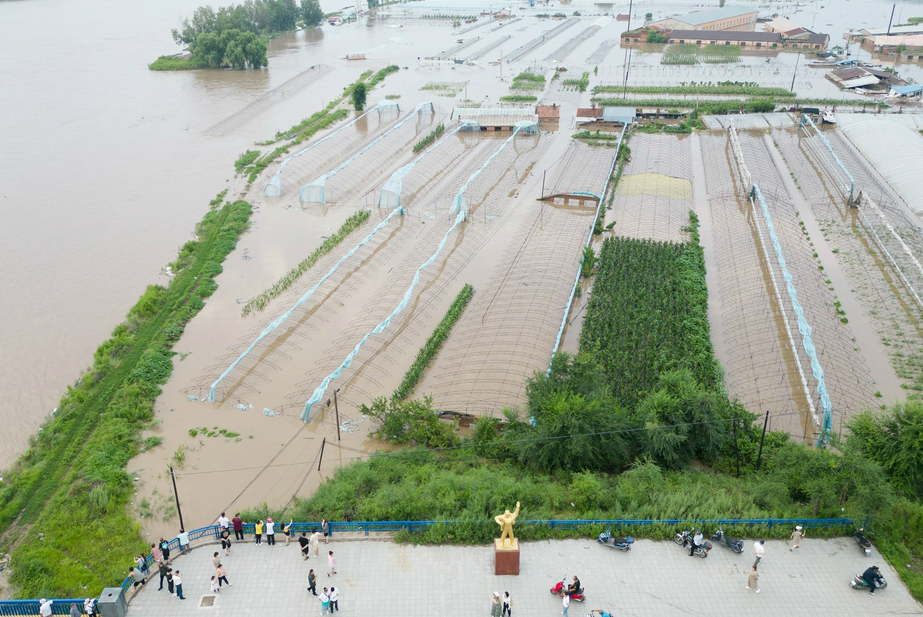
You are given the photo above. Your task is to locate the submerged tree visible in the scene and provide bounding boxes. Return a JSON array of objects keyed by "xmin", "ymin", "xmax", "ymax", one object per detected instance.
[
  {"xmin": 300, "ymin": 0, "xmax": 324, "ymax": 27},
  {"xmin": 352, "ymin": 83, "xmax": 368, "ymax": 111}
]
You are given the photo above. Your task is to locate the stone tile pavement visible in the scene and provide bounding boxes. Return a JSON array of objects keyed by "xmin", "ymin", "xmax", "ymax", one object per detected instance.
[{"xmin": 126, "ymin": 536, "xmax": 923, "ymax": 616}]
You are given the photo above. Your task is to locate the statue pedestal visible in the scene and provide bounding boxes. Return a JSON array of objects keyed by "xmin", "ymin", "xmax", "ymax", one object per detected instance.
[{"xmin": 494, "ymin": 539, "xmax": 520, "ymax": 575}]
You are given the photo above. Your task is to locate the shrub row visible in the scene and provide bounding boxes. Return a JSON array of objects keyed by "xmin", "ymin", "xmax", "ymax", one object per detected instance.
[
  {"xmin": 412, "ymin": 124, "xmax": 445, "ymax": 154},
  {"xmin": 241, "ymin": 210, "xmax": 371, "ymax": 316}
]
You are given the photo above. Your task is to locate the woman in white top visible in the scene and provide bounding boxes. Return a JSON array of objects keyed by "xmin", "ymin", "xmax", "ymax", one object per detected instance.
[{"xmin": 266, "ymin": 518, "xmax": 276, "ymax": 546}]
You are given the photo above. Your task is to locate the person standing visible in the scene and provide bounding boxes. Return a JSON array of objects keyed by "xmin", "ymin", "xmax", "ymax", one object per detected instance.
[
  {"xmin": 502, "ymin": 592, "xmax": 513, "ymax": 617},
  {"xmin": 218, "ymin": 512, "xmax": 230, "ymax": 530},
  {"xmin": 136, "ymin": 553, "xmax": 150, "ymax": 576},
  {"xmin": 753, "ymin": 539, "xmax": 765, "ymax": 568},
  {"xmin": 790, "ymin": 526, "xmax": 805, "ymax": 551},
  {"xmin": 221, "ymin": 527, "xmax": 232, "ymax": 556},
  {"xmin": 310, "ymin": 529, "xmax": 322, "ymax": 557},
  {"xmin": 255, "ymin": 520, "xmax": 264, "ymax": 545},
  {"xmin": 329, "ymin": 586, "xmax": 339, "ymax": 612},
  {"xmin": 490, "ymin": 592, "xmax": 502, "ymax": 617},
  {"xmin": 327, "ymin": 550, "xmax": 337, "ymax": 577},
  {"xmin": 83, "ymin": 599, "xmax": 96, "ymax": 616},
  {"xmin": 158, "ymin": 560, "xmax": 172, "ymax": 591},
  {"xmin": 69, "ymin": 603, "xmax": 81, "ymax": 617},
  {"xmin": 213, "ymin": 551, "xmax": 222, "ymax": 569},
  {"xmin": 299, "ymin": 533, "xmax": 311, "ymax": 560},
  {"xmin": 562, "ymin": 591, "xmax": 570, "ymax": 617},
  {"xmin": 166, "ymin": 569, "xmax": 175, "ymax": 595},
  {"xmin": 210, "ymin": 576, "xmax": 220, "ymax": 594},
  {"xmin": 160, "ymin": 537, "xmax": 171, "ymax": 562},
  {"xmin": 216, "ymin": 563, "xmax": 231, "ymax": 588},
  {"xmin": 151, "ymin": 542, "xmax": 163, "ymax": 564},
  {"xmin": 174, "ymin": 570, "xmax": 186, "ymax": 601},
  {"xmin": 283, "ymin": 519, "xmax": 293, "ymax": 546},
  {"xmin": 39, "ymin": 599, "xmax": 52, "ymax": 617},
  {"xmin": 746, "ymin": 565, "xmax": 760, "ymax": 593},
  {"xmin": 266, "ymin": 518, "xmax": 276, "ymax": 546},
  {"xmin": 307, "ymin": 569, "xmax": 318, "ymax": 596},
  {"xmin": 178, "ymin": 529, "xmax": 190, "ymax": 554},
  {"xmin": 321, "ymin": 518, "xmax": 330, "ymax": 544},
  {"xmin": 232, "ymin": 513, "xmax": 244, "ymax": 541},
  {"xmin": 319, "ymin": 588, "xmax": 330, "ymax": 615}
]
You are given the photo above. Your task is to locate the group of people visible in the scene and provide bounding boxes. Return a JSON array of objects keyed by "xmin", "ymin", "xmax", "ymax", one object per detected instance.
[
  {"xmin": 38, "ymin": 598, "xmax": 95, "ymax": 617},
  {"xmin": 488, "ymin": 591, "xmax": 513, "ymax": 617}
]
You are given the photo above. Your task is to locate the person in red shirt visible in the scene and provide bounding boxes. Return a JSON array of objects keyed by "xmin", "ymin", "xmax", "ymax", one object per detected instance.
[{"xmin": 232, "ymin": 513, "xmax": 244, "ymax": 541}]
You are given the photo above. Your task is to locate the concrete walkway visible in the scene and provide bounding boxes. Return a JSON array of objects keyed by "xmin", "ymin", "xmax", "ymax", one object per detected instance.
[{"xmin": 126, "ymin": 536, "xmax": 923, "ymax": 617}]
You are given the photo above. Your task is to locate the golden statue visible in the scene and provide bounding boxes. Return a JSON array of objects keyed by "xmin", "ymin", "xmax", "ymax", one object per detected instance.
[{"xmin": 494, "ymin": 501, "xmax": 520, "ymax": 549}]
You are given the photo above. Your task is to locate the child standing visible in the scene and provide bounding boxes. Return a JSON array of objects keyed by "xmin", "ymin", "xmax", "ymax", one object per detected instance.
[
  {"xmin": 255, "ymin": 520, "xmax": 264, "ymax": 545},
  {"xmin": 210, "ymin": 576, "xmax": 220, "ymax": 594}
]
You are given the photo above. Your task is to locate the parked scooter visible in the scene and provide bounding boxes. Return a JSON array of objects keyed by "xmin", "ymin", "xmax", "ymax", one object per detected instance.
[
  {"xmin": 711, "ymin": 526, "xmax": 744, "ymax": 554},
  {"xmin": 673, "ymin": 529, "xmax": 711, "ymax": 558},
  {"xmin": 851, "ymin": 573, "xmax": 888, "ymax": 591},
  {"xmin": 550, "ymin": 577, "xmax": 586, "ymax": 602},
  {"xmin": 597, "ymin": 529, "xmax": 635, "ymax": 552},
  {"xmin": 854, "ymin": 527, "xmax": 872, "ymax": 556}
]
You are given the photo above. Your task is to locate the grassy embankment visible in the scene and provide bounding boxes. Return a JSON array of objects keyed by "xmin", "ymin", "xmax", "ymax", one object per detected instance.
[
  {"xmin": 238, "ymin": 66, "xmax": 400, "ymax": 185},
  {"xmin": 0, "ymin": 196, "xmax": 252, "ymax": 598},
  {"xmin": 240, "ymin": 210, "xmax": 370, "ymax": 316}
]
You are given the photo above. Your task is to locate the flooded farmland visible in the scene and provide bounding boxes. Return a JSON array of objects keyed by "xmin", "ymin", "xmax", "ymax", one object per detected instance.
[{"xmin": 3, "ymin": 0, "xmax": 923, "ymax": 537}]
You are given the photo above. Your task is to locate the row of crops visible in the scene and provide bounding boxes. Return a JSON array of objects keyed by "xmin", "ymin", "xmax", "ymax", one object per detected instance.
[
  {"xmin": 591, "ymin": 81, "xmax": 794, "ymax": 98},
  {"xmin": 511, "ymin": 71, "xmax": 546, "ymax": 91},
  {"xmin": 662, "ymin": 43, "xmax": 741, "ymax": 65},
  {"xmin": 580, "ymin": 213, "xmax": 722, "ymax": 408}
]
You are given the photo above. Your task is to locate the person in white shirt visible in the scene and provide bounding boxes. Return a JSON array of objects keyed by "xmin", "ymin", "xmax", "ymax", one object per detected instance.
[
  {"xmin": 266, "ymin": 518, "xmax": 276, "ymax": 546},
  {"xmin": 218, "ymin": 512, "xmax": 230, "ymax": 530},
  {"xmin": 689, "ymin": 530, "xmax": 703, "ymax": 556},
  {"xmin": 310, "ymin": 530, "xmax": 323, "ymax": 557},
  {"xmin": 753, "ymin": 539, "xmax": 765, "ymax": 568},
  {"xmin": 329, "ymin": 586, "xmax": 339, "ymax": 612},
  {"xmin": 84, "ymin": 598, "xmax": 96, "ymax": 616},
  {"xmin": 319, "ymin": 588, "xmax": 330, "ymax": 615},
  {"xmin": 39, "ymin": 599, "xmax": 52, "ymax": 617}
]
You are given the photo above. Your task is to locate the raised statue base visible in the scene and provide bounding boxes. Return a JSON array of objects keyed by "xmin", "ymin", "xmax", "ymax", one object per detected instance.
[{"xmin": 494, "ymin": 538, "xmax": 520, "ymax": 575}]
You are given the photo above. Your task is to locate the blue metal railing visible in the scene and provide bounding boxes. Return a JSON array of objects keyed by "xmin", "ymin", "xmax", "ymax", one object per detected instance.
[{"xmin": 3, "ymin": 516, "xmax": 854, "ymax": 612}]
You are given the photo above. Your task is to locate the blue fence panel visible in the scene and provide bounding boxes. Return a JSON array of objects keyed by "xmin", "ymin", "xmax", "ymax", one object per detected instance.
[{"xmin": 0, "ymin": 599, "xmax": 86, "ymax": 615}]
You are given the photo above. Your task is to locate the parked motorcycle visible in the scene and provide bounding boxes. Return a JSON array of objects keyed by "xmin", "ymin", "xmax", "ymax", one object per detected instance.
[
  {"xmin": 711, "ymin": 526, "xmax": 744, "ymax": 554},
  {"xmin": 673, "ymin": 529, "xmax": 711, "ymax": 558},
  {"xmin": 851, "ymin": 573, "xmax": 888, "ymax": 591},
  {"xmin": 550, "ymin": 577, "xmax": 586, "ymax": 602},
  {"xmin": 854, "ymin": 527, "xmax": 872, "ymax": 557},
  {"xmin": 597, "ymin": 529, "xmax": 634, "ymax": 551}
]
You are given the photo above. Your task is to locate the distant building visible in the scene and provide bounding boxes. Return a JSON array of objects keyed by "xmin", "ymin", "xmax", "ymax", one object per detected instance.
[
  {"xmin": 764, "ymin": 17, "xmax": 805, "ymax": 36},
  {"xmin": 536, "ymin": 105, "xmax": 561, "ymax": 123},
  {"xmin": 650, "ymin": 29, "xmax": 829, "ymax": 50},
  {"xmin": 860, "ymin": 34, "xmax": 923, "ymax": 58},
  {"xmin": 762, "ymin": 17, "xmax": 829, "ymax": 48},
  {"xmin": 574, "ymin": 107, "xmax": 635, "ymax": 125},
  {"xmin": 889, "ymin": 84, "xmax": 923, "ymax": 98},
  {"xmin": 649, "ymin": 6, "xmax": 758, "ymax": 32}
]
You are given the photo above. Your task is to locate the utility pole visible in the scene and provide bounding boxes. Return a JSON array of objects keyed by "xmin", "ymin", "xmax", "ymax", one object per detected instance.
[
  {"xmin": 790, "ymin": 52, "xmax": 800, "ymax": 93},
  {"xmin": 170, "ymin": 466, "xmax": 185, "ymax": 532},
  {"xmin": 333, "ymin": 389, "xmax": 341, "ymax": 441},
  {"xmin": 733, "ymin": 420, "xmax": 740, "ymax": 479},
  {"xmin": 887, "ymin": 3, "xmax": 895, "ymax": 35},
  {"xmin": 756, "ymin": 411, "xmax": 770, "ymax": 471},
  {"xmin": 317, "ymin": 438, "xmax": 327, "ymax": 471},
  {"xmin": 541, "ymin": 170, "xmax": 546, "ymax": 199}
]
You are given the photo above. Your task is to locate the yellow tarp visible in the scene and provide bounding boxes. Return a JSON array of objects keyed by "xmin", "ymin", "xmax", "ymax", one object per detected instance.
[{"xmin": 616, "ymin": 173, "xmax": 692, "ymax": 200}]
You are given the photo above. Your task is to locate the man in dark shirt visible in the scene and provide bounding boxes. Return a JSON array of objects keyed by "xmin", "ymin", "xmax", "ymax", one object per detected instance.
[
  {"xmin": 299, "ymin": 532, "xmax": 311, "ymax": 560},
  {"xmin": 863, "ymin": 566, "xmax": 883, "ymax": 595},
  {"xmin": 232, "ymin": 513, "xmax": 244, "ymax": 541}
]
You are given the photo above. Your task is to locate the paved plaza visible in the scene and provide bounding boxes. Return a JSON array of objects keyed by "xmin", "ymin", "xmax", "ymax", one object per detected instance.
[{"xmin": 126, "ymin": 535, "xmax": 923, "ymax": 617}]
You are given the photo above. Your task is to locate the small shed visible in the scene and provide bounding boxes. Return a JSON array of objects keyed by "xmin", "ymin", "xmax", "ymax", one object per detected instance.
[
  {"xmin": 602, "ymin": 107, "xmax": 637, "ymax": 125},
  {"xmin": 889, "ymin": 84, "xmax": 923, "ymax": 98},
  {"xmin": 536, "ymin": 105, "xmax": 561, "ymax": 123}
]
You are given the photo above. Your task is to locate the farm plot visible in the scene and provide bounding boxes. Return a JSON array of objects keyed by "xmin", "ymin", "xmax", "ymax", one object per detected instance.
[
  {"xmin": 193, "ymin": 134, "xmax": 511, "ymax": 404},
  {"xmin": 608, "ymin": 133, "xmax": 695, "ymax": 243},
  {"xmin": 279, "ymin": 132, "xmax": 557, "ymax": 419},
  {"xmin": 263, "ymin": 106, "xmax": 402, "ymax": 201},
  {"xmin": 580, "ymin": 228, "xmax": 720, "ymax": 409},
  {"xmin": 303, "ymin": 110, "xmax": 447, "ymax": 206},
  {"xmin": 661, "ymin": 43, "xmax": 741, "ymax": 65},
  {"xmin": 773, "ymin": 127, "xmax": 923, "ymax": 391},
  {"xmin": 416, "ymin": 141, "xmax": 615, "ymax": 416},
  {"xmin": 544, "ymin": 24, "xmax": 602, "ymax": 62},
  {"xmin": 734, "ymin": 132, "xmax": 879, "ymax": 435},
  {"xmin": 698, "ymin": 132, "xmax": 818, "ymax": 439}
]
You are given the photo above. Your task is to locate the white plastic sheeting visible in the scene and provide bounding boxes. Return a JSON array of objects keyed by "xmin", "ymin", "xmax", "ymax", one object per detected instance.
[
  {"xmin": 378, "ymin": 123, "xmax": 463, "ymax": 209},
  {"xmin": 300, "ymin": 102, "xmax": 434, "ymax": 204},
  {"xmin": 263, "ymin": 101, "xmax": 400, "ymax": 197},
  {"xmin": 836, "ymin": 114, "xmax": 923, "ymax": 215}
]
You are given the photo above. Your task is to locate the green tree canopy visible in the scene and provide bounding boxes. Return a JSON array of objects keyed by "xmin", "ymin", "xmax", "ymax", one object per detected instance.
[
  {"xmin": 846, "ymin": 401, "xmax": 923, "ymax": 498},
  {"xmin": 352, "ymin": 82, "xmax": 368, "ymax": 110},
  {"xmin": 300, "ymin": 0, "xmax": 324, "ymax": 26}
]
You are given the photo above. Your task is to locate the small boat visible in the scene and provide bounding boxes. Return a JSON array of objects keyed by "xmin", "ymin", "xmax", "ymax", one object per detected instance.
[{"xmin": 822, "ymin": 110, "xmax": 837, "ymax": 124}]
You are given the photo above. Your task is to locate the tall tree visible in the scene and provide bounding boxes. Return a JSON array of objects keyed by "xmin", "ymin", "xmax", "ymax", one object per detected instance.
[
  {"xmin": 301, "ymin": 0, "xmax": 324, "ymax": 27},
  {"xmin": 352, "ymin": 83, "xmax": 367, "ymax": 110}
]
